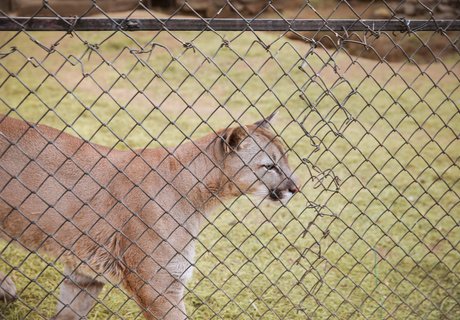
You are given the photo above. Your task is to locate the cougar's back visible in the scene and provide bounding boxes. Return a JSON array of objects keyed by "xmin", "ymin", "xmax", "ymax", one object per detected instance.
[{"xmin": 0, "ymin": 116, "xmax": 131, "ymax": 261}]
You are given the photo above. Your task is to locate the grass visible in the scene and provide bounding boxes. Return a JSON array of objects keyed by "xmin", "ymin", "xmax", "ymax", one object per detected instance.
[{"xmin": 0, "ymin": 24, "xmax": 459, "ymax": 320}]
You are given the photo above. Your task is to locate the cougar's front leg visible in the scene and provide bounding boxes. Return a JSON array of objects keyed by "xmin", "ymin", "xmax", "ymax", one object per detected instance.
[
  {"xmin": 124, "ymin": 272, "xmax": 187, "ymax": 320},
  {"xmin": 52, "ymin": 268, "xmax": 104, "ymax": 320}
]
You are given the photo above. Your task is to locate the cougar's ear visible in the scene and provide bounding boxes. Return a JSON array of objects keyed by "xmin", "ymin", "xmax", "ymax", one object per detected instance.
[
  {"xmin": 222, "ymin": 126, "xmax": 248, "ymax": 154},
  {"xmin": 254, "ymin": 111, "xmax": 278, "ymax": 129}
]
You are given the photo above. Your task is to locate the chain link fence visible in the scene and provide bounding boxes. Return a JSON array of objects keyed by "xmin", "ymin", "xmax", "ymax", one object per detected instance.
[{"xmin": 0, "ymin": 1, "xmax": 459, "ymax": 319}]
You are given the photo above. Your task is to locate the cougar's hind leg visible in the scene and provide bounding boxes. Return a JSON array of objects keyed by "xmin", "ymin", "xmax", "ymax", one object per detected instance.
[
  {"xmin": 0, "ymin": 271, "xmax": 16, "ymax": 303},
  {"xmin": 0, "ymin": 200, "xmax": 17, "ymax": 303},
  {"xmin": 52, "ymin": 269, "xmax": 104, "ymax": 320}
]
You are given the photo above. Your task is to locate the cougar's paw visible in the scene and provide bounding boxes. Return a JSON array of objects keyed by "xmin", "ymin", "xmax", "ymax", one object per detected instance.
[{"xmin": 0, "ymin": 275, "xmax": 17, "ymax": 303}]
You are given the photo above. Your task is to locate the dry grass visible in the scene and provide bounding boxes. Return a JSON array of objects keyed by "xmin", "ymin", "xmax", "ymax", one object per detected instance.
[{"xmin": 0, "ymin": 24, "xmax": 459, "ymax": 320}]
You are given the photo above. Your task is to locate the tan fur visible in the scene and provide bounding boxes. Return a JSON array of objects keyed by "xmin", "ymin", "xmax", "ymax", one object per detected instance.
[{"xmin": 0, "ymin": 115, "xmax": 297, "ymax": 319}]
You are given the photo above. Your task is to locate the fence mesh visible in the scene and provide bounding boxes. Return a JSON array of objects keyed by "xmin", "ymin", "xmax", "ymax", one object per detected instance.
[{"xmin": 0, "ymin": 0, "xmax": 459, "ymax": 319}]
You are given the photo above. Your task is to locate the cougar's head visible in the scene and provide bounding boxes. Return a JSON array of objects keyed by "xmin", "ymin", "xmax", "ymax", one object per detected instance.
[{"xmin": 219, "ymin": 113, "xmax": 299, "ymax": 203}]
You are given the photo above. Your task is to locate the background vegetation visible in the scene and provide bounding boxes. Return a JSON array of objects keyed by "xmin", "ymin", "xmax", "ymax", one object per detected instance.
[{"xmin": 0, "ymin": 22, "xmax": 458, "ymax": 319}]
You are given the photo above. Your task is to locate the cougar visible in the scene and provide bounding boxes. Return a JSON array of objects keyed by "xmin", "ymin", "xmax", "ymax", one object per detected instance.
[{"xmin": 0, "ymin": 113, "xmax": 298, "ymax": 319}]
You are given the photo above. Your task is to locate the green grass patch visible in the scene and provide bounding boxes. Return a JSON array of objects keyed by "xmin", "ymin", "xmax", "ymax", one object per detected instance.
[{"xmin": 0, "ymin": 28, "xmax": 459, "ymax": 319}]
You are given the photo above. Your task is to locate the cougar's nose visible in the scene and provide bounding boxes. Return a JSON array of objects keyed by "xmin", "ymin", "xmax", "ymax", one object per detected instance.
[{"xmin": 287, "ymin": 179, "xmax": 299, "ymax": 194}]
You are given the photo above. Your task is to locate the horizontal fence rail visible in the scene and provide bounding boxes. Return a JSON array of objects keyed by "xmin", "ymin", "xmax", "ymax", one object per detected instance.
[{"xmin": 0, "ymin": 17, "xmax": 459, "ymax": 31}]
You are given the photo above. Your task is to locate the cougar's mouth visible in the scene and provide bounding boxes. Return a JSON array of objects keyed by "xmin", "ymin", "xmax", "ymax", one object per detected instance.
[
  {"xmin": 269, "ymin": 185, "xmax": 298, "ymax": 202},
  {"xmin": 269, "ymin": 189, "xmax": 284, "ymax": 201}
]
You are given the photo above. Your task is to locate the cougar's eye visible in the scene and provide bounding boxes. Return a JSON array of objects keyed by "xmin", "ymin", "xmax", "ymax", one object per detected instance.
[{"xmin": 263, "ymin": 164, "xmax": 276, "ymax": 171}]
